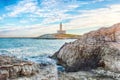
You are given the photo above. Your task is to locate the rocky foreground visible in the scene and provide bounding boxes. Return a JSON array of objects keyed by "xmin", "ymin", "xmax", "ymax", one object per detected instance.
[
  {"xmin": 0, "ymin": 56, "xmax": 120, "ymax": 80},
  {"xmin": 58, "ymin": 69, "xmax": 120, "ymax": 80},
  {"xmin": 0, "ymin": 55, "xmax": 58, "ymax": 80},
  {"xmin": 52, "ymin": 23, "xmax": 120, "ymax": 79}
]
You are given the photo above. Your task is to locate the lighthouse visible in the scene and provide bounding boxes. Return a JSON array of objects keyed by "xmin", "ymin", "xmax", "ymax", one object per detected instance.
[{"xmin": 57, "ymin": 22, "xmax": 66, "ymax": 34}]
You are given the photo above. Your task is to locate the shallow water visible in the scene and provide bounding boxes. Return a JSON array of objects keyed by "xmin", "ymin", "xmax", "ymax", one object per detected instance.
[{"xmin": 0, "ymin": 38, "xmax": 75, "ymax": 64}]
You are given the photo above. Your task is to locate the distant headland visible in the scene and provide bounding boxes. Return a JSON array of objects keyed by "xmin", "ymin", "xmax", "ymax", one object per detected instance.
[{"xmin": 36, "ymin": 23, "xmax": 80, "ymax": 39}]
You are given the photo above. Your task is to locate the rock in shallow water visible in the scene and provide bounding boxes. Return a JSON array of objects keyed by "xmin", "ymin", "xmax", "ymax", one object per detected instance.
[
  {"xmin": 0, "ymin": 55, "xmax": 58, "ymax": 80},
  {"xmin": 52, "ymin": 23, "xmax": 120, "ymax": 72}
]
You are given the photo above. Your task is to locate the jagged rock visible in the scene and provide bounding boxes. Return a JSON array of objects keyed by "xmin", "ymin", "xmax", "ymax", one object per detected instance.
[
  {"xmin": 52, "ymin": 23, "xmax": 120, "ymax": 72},
  {"xmin": 0, "ymin": 55, "xmax": 58, "ymax": 80}
]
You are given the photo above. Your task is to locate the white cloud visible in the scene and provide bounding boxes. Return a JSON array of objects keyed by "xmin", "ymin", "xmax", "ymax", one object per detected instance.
[
  {"xmin": 5, "ymin": 0, "xmax": 82, "ymax": 24},
  {"xmin": 0, "ymin": 17, "xmax": 2, "ymax": 20},
  {"xmin": 0, "ymin": 15, "xmax": 6, "ymax": 20},
  {"xmin": 19, "ymin": 20, "xmax": 29, "ymax": 24},
  {"xmin": 62, "ymin": 4, "xmax": 120, "ymax": 30},
  {"xmin": 92, "ymin": 0, "xmax": 105, "ymax": 3},
  {"xmin": 1, "ymin": 1, "xmax": 120, "ymax": 37},
  {"xmin": 7, "ymin": 0, "xmax": 38, "ymax": 17},
  {"xmin": 37, "ymin": 4, "xmax": 120, "ymax": 35}
]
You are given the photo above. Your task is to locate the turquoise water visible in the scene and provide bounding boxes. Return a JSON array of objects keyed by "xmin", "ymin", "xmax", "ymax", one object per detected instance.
[{"xmin": 0, "ymin": 38, "xmax": 75, "ymax": 63}]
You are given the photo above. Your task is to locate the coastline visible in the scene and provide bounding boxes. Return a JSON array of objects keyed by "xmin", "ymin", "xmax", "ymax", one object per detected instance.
[
  {"xmin": 0, "ymin": 37, "xmax": 77, "ymax": 40},
  {"xmin": 0, "ymin": 23, "xmax": 120, "ymax": 80},
  {"xmin": 0, "ymin": 55, "xmax": 120, "ymax": 80},
  {"xmin": 0, "ymin": 55, "xmax": 58, "ymax": 80}
]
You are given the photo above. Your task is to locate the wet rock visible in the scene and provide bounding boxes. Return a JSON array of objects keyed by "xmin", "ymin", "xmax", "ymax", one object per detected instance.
[
  {"xmin": 0, "ymin": 55, "xmax": 58, "ymax": 80},
  {"xmin": 58, "ymin": 69, "xmax": 120, "ymax": 80},
  {"xmin": 52, "ymin": 23, "xmax": 120, "ymax": 72}
]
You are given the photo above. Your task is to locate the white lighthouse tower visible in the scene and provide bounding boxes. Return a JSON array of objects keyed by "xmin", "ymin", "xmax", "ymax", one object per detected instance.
[{"xmin": 57, "ymin": 22, "xmax": 66, "ymax": 34}]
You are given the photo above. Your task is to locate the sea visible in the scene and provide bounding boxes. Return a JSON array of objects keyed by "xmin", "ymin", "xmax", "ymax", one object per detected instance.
[{"xmin": 0, "ymin": 38, "xmax": 75, "ymax": 64}]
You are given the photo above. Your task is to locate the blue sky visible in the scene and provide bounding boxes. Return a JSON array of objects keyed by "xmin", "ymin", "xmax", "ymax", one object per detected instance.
[{"xmin": 0, "ymin": 0, "xmax": 120, "ymax": 37}]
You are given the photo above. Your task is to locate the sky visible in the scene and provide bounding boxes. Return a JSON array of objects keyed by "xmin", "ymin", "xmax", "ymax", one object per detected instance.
[{"xmin": 0, "ymin": 0, "xmax": 120, "ymax": 37}]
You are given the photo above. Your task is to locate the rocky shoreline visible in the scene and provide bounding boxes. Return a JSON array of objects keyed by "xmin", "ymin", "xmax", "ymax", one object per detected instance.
[
  {"xmin": 0, "ymin": 23, "xmax": 120, "ymax": 80},
  {"xmin": 0, "ymin": 55, "xmax": 58, "ymax": 80},
  {"xmin": 0, "ymin": 55, "xmax": 120, "ymax": 80},
  {"xmin": 52, "ymin": 23, "xmax": 120, "ymax": 71},
  {"xmin": 58, "ymin": 69, "xmax": 120, "ymax": 80},
  {"xmin": 52, "ymin": 23, "xmax": 120, "ymax": 80}
]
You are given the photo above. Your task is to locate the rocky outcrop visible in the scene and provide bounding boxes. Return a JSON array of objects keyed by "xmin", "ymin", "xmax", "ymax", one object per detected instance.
[
  {"xmin": 52, "ymin": 23, "xmax": 120, "ymax": 72},
  {"xmin": 0, "ymin": 55, "xmax": 58, "ymax": 80},
  {"xmin": 58, "ymin": 69, "xmax": 120, "ymax": 80}
]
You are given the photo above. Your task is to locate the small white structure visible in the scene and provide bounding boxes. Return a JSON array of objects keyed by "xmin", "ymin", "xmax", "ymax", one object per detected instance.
[{"xmin": 57, "ymin": 22, "xmax": 66, "ymax": 34}]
